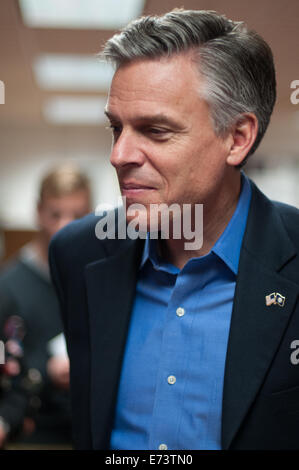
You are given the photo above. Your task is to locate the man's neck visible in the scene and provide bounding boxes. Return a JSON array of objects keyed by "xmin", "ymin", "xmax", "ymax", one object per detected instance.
[{"xmin": 157, "ymin": 172, "xmax": 242, "ymax": 270}]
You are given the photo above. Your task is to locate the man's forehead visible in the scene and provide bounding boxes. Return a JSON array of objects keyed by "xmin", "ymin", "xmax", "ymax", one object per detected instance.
[
  {"xmin": 109, "ymin": 54, "xmax": 200, "ymax": 96},
  {"xmin": 106, "ymin": 54, "xmax": 203, "ymax": 118}
]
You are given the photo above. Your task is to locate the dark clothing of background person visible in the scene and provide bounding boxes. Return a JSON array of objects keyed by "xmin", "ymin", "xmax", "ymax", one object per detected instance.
[
  {"xmin": 0, "ymin": 244, "xmax": 72, "ymax": 445},
  {"xmin": 0, "ymin": 291, "xmax": 28, "ymax": 440}
]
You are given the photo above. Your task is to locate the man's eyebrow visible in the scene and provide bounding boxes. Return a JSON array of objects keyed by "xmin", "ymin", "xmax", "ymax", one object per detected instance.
[{"xmin": 104, "ymin": 110, "xmax": 183, "ymax": 129}]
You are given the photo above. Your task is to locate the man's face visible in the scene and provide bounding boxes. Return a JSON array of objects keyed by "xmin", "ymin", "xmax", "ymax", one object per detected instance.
[
  {"xmin": 37, "ymin": 189, "xmax": 90, "ymax": 243},
  {"xmin": 106, "ymin": 53, "xmax": 232, "ymax": 224}
]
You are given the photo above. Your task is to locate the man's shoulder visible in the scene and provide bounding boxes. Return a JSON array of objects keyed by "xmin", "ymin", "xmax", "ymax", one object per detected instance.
[
  {"xmin": 272, "ymin": 199, "xmax": 299, "ymax": 243},
  {"xmin": 249, "ymin": 179, "xmax": 299, "ymax": 238},
  {"xmin": 242, "ymin": 180, "xmax": 299, "ymax": 267},
  {"xmin": 49, "ymin": 209, "xmax": 133, "ymax": 270},
  {"xmin": 273, "ymin": 199, "xmax": 299, "ymax": 220},
  {"xmin": 51, "ymin": 212, "xmax": 100, "ymax": 248}
]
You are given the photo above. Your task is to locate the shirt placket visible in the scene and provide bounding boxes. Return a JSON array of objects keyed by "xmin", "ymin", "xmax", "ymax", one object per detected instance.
[{"xmin": 148, "ymin": 271, "xmax": 193, "ymax": 450}]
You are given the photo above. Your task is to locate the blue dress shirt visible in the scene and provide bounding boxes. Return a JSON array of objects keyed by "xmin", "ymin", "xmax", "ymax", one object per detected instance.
[{"xmin": 110, "ymin": 174, "xmax": 252, "ymax": 450}]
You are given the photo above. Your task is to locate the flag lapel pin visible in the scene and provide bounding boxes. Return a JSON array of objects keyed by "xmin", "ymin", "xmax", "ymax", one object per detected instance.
[{"xmin": 265, "ymin": 292, "xmax": 285, "ymax": 307}]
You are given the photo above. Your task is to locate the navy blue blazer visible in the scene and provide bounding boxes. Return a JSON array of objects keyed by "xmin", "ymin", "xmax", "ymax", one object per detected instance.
[{"xmin": 49, "ymin": 180, "xmax": 299, "ymax": 450}]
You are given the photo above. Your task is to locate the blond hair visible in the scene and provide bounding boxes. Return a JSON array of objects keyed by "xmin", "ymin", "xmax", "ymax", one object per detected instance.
[{"xmin": 39, "ymin": 165, "xmax": 91, "ymax": 203}]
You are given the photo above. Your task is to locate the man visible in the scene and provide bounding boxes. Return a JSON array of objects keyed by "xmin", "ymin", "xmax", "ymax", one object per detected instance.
[
  {"xmin": 0, "ymin": 165, "xmax": 91, "ymax": 448},
  {"xmin": 49, "ymin": 10, "xmax": 299, "ymax": 450}
]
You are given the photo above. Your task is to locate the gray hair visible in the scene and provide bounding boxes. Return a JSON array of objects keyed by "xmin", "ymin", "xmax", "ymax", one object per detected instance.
[{"xmin": 101, "ymin": 9, "xmax": 276, "ymax": 165}]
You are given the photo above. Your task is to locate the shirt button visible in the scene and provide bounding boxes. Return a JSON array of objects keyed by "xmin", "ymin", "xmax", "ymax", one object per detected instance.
[
  {"xmin": 159, "ymin": 443, "xmax": 168, "ymax": 450},
  {"xmin": 167, "ymin": 375, "xmax": 176, "ymax": 385},
  {"xmin": 176, "ymin": 307, "xmax": 185, "ymax": 317}
]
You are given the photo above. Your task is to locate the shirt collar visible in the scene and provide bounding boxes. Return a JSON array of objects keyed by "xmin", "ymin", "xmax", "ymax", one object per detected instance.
[
  {"xmin": 140, "ymin": 233, "xmax": 163, "ymax": 272},
  {"xmin": 140, "ymin": 172, "xmax": 252, "ymax": 275},
  {"xmin": 211, "ymin": 172, "xmax": 251, "ymax": 274}
]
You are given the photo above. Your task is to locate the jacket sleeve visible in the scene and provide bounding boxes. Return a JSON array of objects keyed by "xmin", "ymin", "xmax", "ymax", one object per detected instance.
[{"xmin": 48, "ymin": 237, "xmax": 69, "ymax": 347}]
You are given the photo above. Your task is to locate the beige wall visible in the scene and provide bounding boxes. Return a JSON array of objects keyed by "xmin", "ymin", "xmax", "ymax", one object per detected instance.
[{"xmin": 0, "ymin": 126, "xmax": 120, "ymax": 229}]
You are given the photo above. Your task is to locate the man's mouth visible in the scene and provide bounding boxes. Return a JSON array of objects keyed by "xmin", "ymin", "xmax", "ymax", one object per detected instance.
[{"xmin": 120, "ymin": 181, "xmax": 156, "ymax": 194}]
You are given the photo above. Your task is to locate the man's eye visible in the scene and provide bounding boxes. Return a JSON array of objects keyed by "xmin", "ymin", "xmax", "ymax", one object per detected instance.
[
  {"xmin": 147, "ymin": 128, "xmax": 170, "ymax": 138},
  {"xmin": 107, "ymin": 124, "xmax": 122, "ymax": 135}
]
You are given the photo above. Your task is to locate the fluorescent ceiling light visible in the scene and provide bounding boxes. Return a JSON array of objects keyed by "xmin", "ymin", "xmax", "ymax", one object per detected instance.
[
  {"xmin": 33, "ymin": 54, "xmax": 114, "ymax": 91},
  {"xmin": 19, "ymin": 0, "xmax": 145, "ymax": 29},
  {"xmin": 43, "ymin": 96, "xmax": 108, "ymax": 125}
]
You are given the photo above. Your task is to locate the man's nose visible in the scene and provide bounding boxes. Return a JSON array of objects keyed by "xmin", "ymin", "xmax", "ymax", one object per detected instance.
[{"xmin": 110, "ymin": 130, "xmax": 145, "ymax": 169}]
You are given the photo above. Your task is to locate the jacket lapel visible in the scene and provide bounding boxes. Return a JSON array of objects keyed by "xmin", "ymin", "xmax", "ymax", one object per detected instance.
[
  {"xmin": 221, "ymin": 182, "xmax": 299, "ymax": 449},
  {"xmin": 84, "ymin": 237, "xmax": 144, "ymax": 449}
]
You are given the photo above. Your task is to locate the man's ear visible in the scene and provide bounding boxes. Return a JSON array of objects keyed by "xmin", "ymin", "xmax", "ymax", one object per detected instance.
[{"xmin": 226, "ymin": 113, "xmax": 258, "ymax": 167}]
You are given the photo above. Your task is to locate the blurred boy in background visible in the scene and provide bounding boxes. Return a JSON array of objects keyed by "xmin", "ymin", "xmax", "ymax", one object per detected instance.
[{"xmin": 0, "ymin": 165, "xmax": 91, "ymax": 448}]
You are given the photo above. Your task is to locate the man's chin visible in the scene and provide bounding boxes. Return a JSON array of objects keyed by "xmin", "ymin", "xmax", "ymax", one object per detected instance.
[{"xmin": 125, "ymin": 210, "xmax": 152, "ymax": 233}]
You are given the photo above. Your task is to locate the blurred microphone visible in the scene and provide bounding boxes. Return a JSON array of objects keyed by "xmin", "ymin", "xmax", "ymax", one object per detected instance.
[
  {"xmin": 0, "ymin": 315, "xmax": 26, "ymax": 379},
  {"xmin": 1, "ymin": 315, "xmax": 43, "ymax": 424}
]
